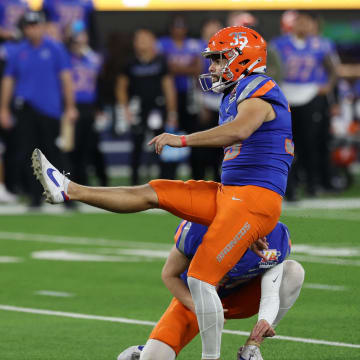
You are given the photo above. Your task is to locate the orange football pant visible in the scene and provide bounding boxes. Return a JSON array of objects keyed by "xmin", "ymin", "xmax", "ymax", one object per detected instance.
[
  {"xmin": 149, "ymin": 180, "xmax": 282, "ymax": 285},
  {"xmin": 149, "ymin": 277, "xmax": 262, "ymax": 355}
]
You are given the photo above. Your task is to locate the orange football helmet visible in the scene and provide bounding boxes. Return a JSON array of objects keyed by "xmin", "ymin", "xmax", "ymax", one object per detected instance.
[{"xmin": 199, "ymin": 26, "xmax": 267, "ymax": 93}]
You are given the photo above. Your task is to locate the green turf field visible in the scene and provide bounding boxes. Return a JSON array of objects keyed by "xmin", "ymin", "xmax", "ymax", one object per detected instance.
[{"xmin": 0, "ymin": 205, "xmax": 359, "ymax": 359}]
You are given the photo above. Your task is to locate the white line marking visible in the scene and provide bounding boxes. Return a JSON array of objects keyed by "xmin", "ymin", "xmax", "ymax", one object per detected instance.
[
  {"xmin": 0, "ymin": 256, "xmax": 22, "ymax": 263},
  {"xmin": 292, "ymin": 244, "xmax": 360, "ymax": 257},
  {"xmin": 284, "ymin": 198, "xmax": 360, "ymax": 210},
  {"xmin": 291, "ymin": 255, "xmax": 360, "ymax": 267},
  {"xmin": 31, "ymin": 250, "xmax": 148, "ymax": 263},
  {"xmin": 304, "ymin": 283, "xmax": 347, "ymax": 291},
  {"xmin": 0, "ymin": 305, "xmax": 359, "ymax": 349},
  {"xmin": 0, "ymin": 232, "xmax": 172, "ymax": 250},
  {"xmin": 35, "ymin": 290, "xmax": 74, "ymax": 297}
]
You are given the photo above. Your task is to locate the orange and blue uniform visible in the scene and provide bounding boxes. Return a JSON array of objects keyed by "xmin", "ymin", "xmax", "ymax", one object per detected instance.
[
  {"xmin": 149, "ymin": 220, "xmax": 291, "ymax": 355},
  {"xmin": 150, "ymin": 73, "xmax": 293, "ymax": 286}
]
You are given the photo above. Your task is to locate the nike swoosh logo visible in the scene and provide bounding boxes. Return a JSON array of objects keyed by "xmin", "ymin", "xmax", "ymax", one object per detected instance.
[
  {"xmin": 46, "ymin": 168, "xmax": 60, "ymax": 187},
  {"xmin": 231, "ymin": 196, "xmax": 243, "ymax": 201},
  {"xmin": 272, "ymin": 274, "xmax": 279, "ymax": 283}
]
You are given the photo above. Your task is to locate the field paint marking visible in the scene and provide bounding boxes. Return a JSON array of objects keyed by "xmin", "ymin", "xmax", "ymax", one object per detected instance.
[
  {"xmin": 2, "ymin": 232, "xmax": 360, "ymax": 257},
  {"xmin": 291, "ymin": 255, "xmax": 360, "ymax": 267},
  {"xmin": 35, "ymin": 290, "xmax": 74, "ymax": 297},
  {"xmin": 2, "ymin": 231, "xmax": 360, "ymax": 267},
  {"xmin": 0, "ymin": 305, "xmax": 359, "ymax": 349},
  {"xmin": 304, "ymin": 283, "xmax": 347, "ymax": 291},
  {"xmin": 292, "ymin": 244, "xmax": 360, "ymax": 257},
  {"xmin": 0, "ymin": 256, "xmax": 22, "ymax": 263},
  {"xmin": 31, "ymin": 250, "xmax": 151, "ymax": 263},
  {"xmin": 283, "ymin": 198, "xmax": 360, "ymax": 210},
  {"xmin": 0, "ymin": 232, "xmax": 172, "ymax": 250}
]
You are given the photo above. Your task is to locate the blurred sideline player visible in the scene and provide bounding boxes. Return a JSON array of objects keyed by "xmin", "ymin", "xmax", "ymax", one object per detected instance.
[
  {"xmin": 32, "ymin": 25, "xmax": 293, "ymax": 360},
  {"xmin": 118, "ymin": 220, "xmax": 304, "ymax": 360},
  {"xmin": 271, "ymin": 12, "xmax": 338, "ymax": 199}
]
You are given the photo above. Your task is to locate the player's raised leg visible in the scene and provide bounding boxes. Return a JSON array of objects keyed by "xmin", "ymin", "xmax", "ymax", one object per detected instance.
[{"xmin": 32, "ymin": 148, "xmax": 158, "ymax": 212}]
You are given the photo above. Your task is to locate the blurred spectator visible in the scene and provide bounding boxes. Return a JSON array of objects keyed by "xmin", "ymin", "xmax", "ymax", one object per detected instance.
[
  {"xmin": 0, "ymin": 40, "xmax": 20, "ymax": 195},
  {"xmin": 191, "ymin": 18, "xmax": 223, "ymax": 181},
  {"xmin": 158, "ymin": 16, "xmax": 202, "ymax": 134},
  {"xmin": 0, "ymin": 155, "xmax": 16, "ymax": 203},
  {"xmin": 280, "ymin": 10, "xmax": 299, "ymax": 35},
  {"xmin": 42, "ymin": 0, "xmax": 96, "ymax": 47},
  {"xmin": 116, "ymin": 29, "xmax": 178, "ymax": 185},
  {"xmin": 67, "ymin": 21, "xmax": 107, "ymax": 186},
  {"xmin": 0, "ymin": 11, "xmax": 77, "ymax": 208},
  {"xmin": 0, "ymin": 0, "xmax": 28, "ymax": 42},
  {"xmin": 271, "ymin": 11, "xmax": 338, "ymax": 200},
  {"xmin": 227, "ymin": 11, "xmax": 283, "ymax": 84}
]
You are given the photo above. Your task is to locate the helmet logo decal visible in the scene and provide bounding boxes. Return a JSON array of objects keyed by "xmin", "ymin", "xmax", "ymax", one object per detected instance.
[{"xmin": 229, "ymin": 32, "xmax": 248, "ymax": 49}]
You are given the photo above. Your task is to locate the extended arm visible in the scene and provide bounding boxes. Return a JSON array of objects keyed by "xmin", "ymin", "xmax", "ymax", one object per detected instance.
[
  {"xmin": 319, "ymin": 54, "xmax": 338, "ymax": 96},
  {"xmin": 0, "ymin": 75, "xmax": 14, "ymax": 129},
  {"xmin": 161, "ymin": 245, "xmax": 194, "ymax": 312},
  {"xmin": 148, "ymin": 97, "xmax": 275, "ymax": 154},
  {"xmin": 60, "ymin": 70, "xmax": 78, "ymax": 122},
  {"xmin": 161, "ymin": 74, "xmax": 178, "ymax": 126},
  {"xmin": 249, "ymin": 262, "xmax": 284, "ymax": 343}
]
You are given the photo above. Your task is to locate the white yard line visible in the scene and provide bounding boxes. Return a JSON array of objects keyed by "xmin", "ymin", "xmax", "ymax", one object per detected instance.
[
  {"xmin": 0, "ymin": 305, "xmax": 359, "ymax": 349},
  {"xmin": 303, "ymin": 283, "xmax": 347, "ymax": 291},
  {"xmin": 0, "ymin": 231, "xmax": 172, "ymax": 250},
  {"xmin": 2, "ymin": 232, "xmax": 360, "ymax": 266},
  {"xmin": 35, "ymin": 290, "xmax": 74, "ymax": 297},
  {"xmin": 291, "ymin": 255, "xmax": 360, "ymax": 267},
  {"xmin": 0, "ymin": 256, "xmax": 22, "ymax": 263}
]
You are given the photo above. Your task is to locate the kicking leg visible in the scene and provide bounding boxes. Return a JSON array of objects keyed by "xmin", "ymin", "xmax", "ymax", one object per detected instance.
[
  {"xmin": 67, "ymin": 182, "xmax": 158, "ymax": 213},
  {"xmin": 32, "ymin": 148, "xmax": 159, "ymax": 212}
]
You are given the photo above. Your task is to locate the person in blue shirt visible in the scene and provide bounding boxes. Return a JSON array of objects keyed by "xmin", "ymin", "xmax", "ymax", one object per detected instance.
[
  {"xmin": 271, "ymin": 11, "xmax": 338, "ymax": 200},
  {"xmin": 0, "ymin": 0, "xmax": 28, "ymax": 42},
  {"xmin": 0, "ymin": 11, "xmax": 77, "ymax": 208},
  {"xmin": 66, "ymin": 20, "xmax": 107, "ymax": 187},
  {"xmin": 117, "ymin": 220, "xmax": 304, "ymax": 360},
  {"xmin": 42, "ymin": 0, "xmax": 96, "ymax": 47}
]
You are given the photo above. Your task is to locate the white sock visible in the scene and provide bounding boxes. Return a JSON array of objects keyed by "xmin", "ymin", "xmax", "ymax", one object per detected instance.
[
  {"xmin": 272, "ymin": 260, "xmax": 305, "ymax": 328},
  {"xmin": 187, "ymin": 276, "xmax": 223, "ymax": 359},
  {"xmin": 140, "ymin": 339, "xmax": 176, "ymax": 360}
]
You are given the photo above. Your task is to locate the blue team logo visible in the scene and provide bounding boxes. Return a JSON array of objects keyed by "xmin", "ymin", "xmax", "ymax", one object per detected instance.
[{"xmin": 259, "ymin": 249, "xmax": 281, "ymax": 268}]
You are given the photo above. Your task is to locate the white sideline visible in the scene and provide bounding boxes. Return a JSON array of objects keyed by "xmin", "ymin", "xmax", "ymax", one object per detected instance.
[{"xmin": 0, "ymin": 305, "xmax": 359, "ymax": 350}]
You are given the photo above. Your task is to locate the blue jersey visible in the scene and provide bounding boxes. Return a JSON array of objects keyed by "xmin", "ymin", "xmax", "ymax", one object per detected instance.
[
  {"xmin": 70, "ymin": 49, "xmax": 102, "ymax": 104},
  {"xmin": 175, "ymin": 221, "xmax": 291, "ymax": 298},
  {"xmin": 42, "ymin": 0, "xmax": 94, "ymax": 31},
  {"xmin": 158, "ymin": 36, "xmax": 201, "ymax": 93},
  {"xmin": 271, "ymin": 34, "xmax": 333, "ymax": 84},
  {"xmin": 0, "ymin": 0, "xmax": 28, "ymax": 31},
  {"xmin": 5, "ymin": 37, "xmax": 70, "ymax": 118},
  {"xmin": 220, "ymin": 74, "xmax": 293, "ymax": 196}
]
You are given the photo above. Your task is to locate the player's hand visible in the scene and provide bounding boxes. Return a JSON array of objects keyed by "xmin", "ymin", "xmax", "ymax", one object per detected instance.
[
  {"xmin": 148, "ymin": 133, "xmax": 182, "ymax": 154},
  {"xmin": 250, "ymin": 319, "xmax": 276, "ymax": 343},
  {"xmin": 249, "ymin": 237, "xmax": 269, "ymax": 261}
]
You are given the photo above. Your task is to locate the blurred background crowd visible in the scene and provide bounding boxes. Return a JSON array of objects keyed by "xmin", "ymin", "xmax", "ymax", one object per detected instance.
[{"xmin": 0, "ymin": 0, "xmax": 359, "ymax": 209}]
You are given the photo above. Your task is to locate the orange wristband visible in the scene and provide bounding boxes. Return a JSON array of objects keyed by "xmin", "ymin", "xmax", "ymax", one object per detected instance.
[{"xmin": 180, "ymin": 135, "xmax": 187, "ymax": 147}]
